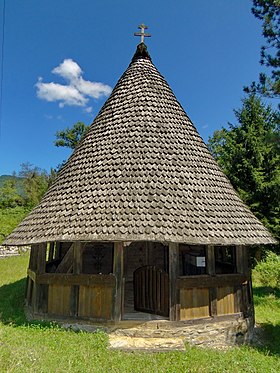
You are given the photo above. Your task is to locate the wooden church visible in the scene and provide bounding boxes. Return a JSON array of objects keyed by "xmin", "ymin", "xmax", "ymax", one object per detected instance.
[{"xmin": 5, "ymin": 26, "xmax": 276, "ymax": 340}]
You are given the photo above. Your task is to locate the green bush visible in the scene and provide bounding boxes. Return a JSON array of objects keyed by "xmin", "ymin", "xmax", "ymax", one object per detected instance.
[{"xmin": 252, "ymin": 251, "xmax": 280, "ymax": 288}]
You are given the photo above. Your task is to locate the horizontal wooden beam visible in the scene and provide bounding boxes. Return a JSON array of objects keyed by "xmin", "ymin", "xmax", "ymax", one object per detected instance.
[
  {"xmin": 177, "ymin": 274, "xmax": 248, "ymax": 289},
  {"xmin": 27, "ymin": 269, "xmax": 116, "ymax": 287}
]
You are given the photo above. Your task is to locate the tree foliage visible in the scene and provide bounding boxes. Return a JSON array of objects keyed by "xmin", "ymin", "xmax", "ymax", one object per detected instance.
[
  {"xmin": 55, "ymin": 121, "xmax": 89, "ymax": 149},
  {"xmin": 245, "ymin": 0, "xmax": 280, "ymax": 98},
  {"xmin": 208, "ymin": 95, "xmax": 280, "ymax": 243},
  {"xmin": 0, "ymin": 179, "xmax": 24, "ymax": 208},
  {"xmin": 18, "ymin": 162, "xmax": 53, "ymax": 207},
  {"xmin": 0, "ymin": 163, "xmax": 54, "ymax": 210}
]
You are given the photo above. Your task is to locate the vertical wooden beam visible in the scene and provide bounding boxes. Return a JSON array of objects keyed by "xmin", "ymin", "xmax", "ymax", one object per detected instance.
[
  {"xmin": 73, "ymin": 242, "xmax": 83, "ymax": 274},
  {"xmin": 70, "ymin": 242, "xmax": 83, "ymax": 317},
  {"xmin": 206, "ymin": 245, "xmax": 217, "ymax": 317},
  {"xmin": 29, "ymin": 244, "xmax": 39, "ymax": 271},
  {"xmin": 236, "ymin": 245, "xmax": 245, "ymax": 274},
  {"xmin": 113, "ymin": 242, "xmax": 124, "ymax": 321},
  {"xmin": 206, "ymin": 245, "xmax": 215, "ymax": 275},
  {"xmin": 37, "ymin": 243, "xmax": 47, "ymax": 274},
  {"xmin": 33, "ymin": 243, "xmax": 47, "ymax": 314},
  {"xmin": 169, "ymin": 242, "xmax": 179, "ymax": 321}
]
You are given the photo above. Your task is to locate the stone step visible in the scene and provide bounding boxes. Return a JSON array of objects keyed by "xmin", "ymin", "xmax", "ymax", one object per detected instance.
[
  {"xmin": 109, "ymin": 335, "xmax": 186, "ymax": 351},
  {"xmin": 111, "ymin": 327, "xmax": 186, "ymax": 338}
]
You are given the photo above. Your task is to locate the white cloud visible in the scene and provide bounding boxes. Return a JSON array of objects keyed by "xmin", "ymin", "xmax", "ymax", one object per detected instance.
[
  {"xmin": 52, "ymin": 59, "xmax": 82, "ymax": 81},
  {"xmin": 36, "ymin": 59, "xmax": 112, "ymax": 110},
  {"xmin": 84, "ymin": 106, "xmax": 93, "ymax": 114},
  {"xmin": 76, "ymin": 78, "xmax": 112, "ymax": 99}
]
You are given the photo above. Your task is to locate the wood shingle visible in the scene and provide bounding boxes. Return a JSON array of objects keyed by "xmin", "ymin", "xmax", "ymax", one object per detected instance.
[{"xmin": 4, "ymin": 44, "xmax": 277, "ymax": 246}]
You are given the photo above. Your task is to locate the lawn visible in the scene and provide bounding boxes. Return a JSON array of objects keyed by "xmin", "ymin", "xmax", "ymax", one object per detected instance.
[{"xmin": 0, "ymin": 254, "xmax": 280, "ymax": 373}]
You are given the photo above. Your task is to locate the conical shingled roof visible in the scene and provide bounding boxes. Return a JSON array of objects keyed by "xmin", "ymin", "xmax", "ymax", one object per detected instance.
[{"xmin": 5, "ymin": 43, "xmax": 277, "ymax": 246}]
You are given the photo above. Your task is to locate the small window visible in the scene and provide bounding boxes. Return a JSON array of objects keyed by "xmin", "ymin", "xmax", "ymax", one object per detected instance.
[
  {"xmin": 214, "ymin": 246, "xmax": 236, "ymax": 274},
  {"xmin": 179, "ymin": 245, "xmax": 206, "ymax": 276}
]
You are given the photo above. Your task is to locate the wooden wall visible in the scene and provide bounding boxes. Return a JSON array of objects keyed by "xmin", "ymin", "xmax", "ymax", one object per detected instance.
[
  {"xmin": 178, "ymin": 277, "xmax": 250, "ymax": 320},
  {"xmin": 26, "ymin": 242, "xmax": 252, "ymax": 323},
  {"xmin": 26, "ymin": 271, "xmax": 115, "ymax": 320},
  {"xmin": 180, "ymin": 288, "xmax": 210, "ymax": 320}
]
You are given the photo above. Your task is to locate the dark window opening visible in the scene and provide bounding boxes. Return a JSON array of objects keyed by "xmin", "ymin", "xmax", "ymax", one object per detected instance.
[
  {"xmin": 179, "ymin": 245, "xmax": 206, "ymax": 276},
  {"xmin": 46, "ymin": 242, "xmax": 73, "ymax": 273},
  {"xmin": 82, "ymin": 243, "xmax": 113, "ymax": 274},
  {"xmin": 214, "ymin": 246, "xmax": 236, "ymax": 274}
]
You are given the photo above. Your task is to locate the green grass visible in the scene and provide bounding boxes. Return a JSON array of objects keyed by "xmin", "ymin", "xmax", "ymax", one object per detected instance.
[
  {"xmin": 0, "ymin": 254, "xmax": 280, "ymax": 372},
  {"xmin": 0, "ymin": 207, "xmax": 31, "ymax": 244}
]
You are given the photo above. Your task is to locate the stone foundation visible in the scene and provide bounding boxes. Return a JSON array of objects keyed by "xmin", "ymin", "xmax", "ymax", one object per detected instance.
[
  {"xmin": 109, "ymin": 316, "xmax": 254, "ymax": 350},
  {"xmin": 58, "ymin": 314, "xmax": 254, "ymax": 351},
  {"xmin": 0, "ymin": 245, "xmax": 30, "ymax": 258}
]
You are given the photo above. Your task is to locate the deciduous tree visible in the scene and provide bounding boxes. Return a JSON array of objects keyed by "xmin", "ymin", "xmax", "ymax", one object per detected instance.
[{"xmin": 55, "ymin": 121, "xmax": 89, "ymax": 149}]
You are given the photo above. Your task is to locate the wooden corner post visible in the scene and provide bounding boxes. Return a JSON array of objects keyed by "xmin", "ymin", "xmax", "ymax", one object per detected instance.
[
  {"xmin": 206, "ymin": 245, "xmax": 217, "ymax": 317},
  {"xmin": 113, "ymin": 242, "xmax": 124, "ymax": 321},
  {"xmin": 169, "ymin": 242, "xmax": 179, "ymax": 321},
  {"xmin": 34, "ymin": 242, "xmax": 47, "ymax": 314},
  {"xmin": 70, "ymin": 242, "xmax": 83, "ymax": 317}
]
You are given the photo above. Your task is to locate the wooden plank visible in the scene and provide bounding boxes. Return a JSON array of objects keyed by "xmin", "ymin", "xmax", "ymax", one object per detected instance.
[
  {"xmin": 156, "ymin": 270, "xmax": 161, "ymax": 313},
  {"xmin": 169, "ymin": 242, "xmax": 179, "ymax": 321},
  {"xmin": 78, "ymin": 285, "xmax": 113, "ymax": 319},
  {"xmin": 29, "ymin": 245, "xmax": 39, "ymax": 271},
  {"xmin": 217, "ymin": 286, "xmax": 235, "ymax": 315},
  {"xmin": 37, "ymin": 243, "xmax": 47, "ymax": 274},
  {"xmin": 206, "ymin": 245, "xmax": 217, "ymax": 318},
  {"xmin": 70, "ymin": 242, "xmax": 83, "ymax": 316},
  {"xmin": 180, "ymin": 288, "xmax": 210, "ymax": 320},
  {"xmin": 70, "ymin": 285, "xmax": 79, "ymax": 317},
  {"xmin": 33, "ymin": 283, "xmax": 48, "ymax": 314},
  {"xmin": 243, "ymin": 247, "xmax": 249, "ymax": 276},
  {"xmin": 35, "ymin": 272, "xmax": 115, "ymax": 286},
  {"xmin": 209, "ymin": 287, "xmax": 217, "ymax": 316},
  {"xmin": 235, "ymin": 286, "xmax": 242, "ymax": 313},
  {"xmin": 206, "ymin": 245, "xmax": 215, "ymax": 275},
  {"xmin": 55, "ymin": 244, "xmax": 74, "ymax": 273},
  {"xmin": 177, "ymin": 274, "xmax": 248, "ymax": 288},
  {"xmin": 73, "ymin": 242, "xmax": 83, "ymax": 274},
  {"xmin": 48, "ymin": 284, "xmax": 71, "ymax": 316},
  {"xmin": 113, "ymin": 242, "xmax": 123, "ymax": 321},
  {"xmin": 25, "ymin": 277, "xmax": 33, "ymax": 306},
  {"xmin": 236, "ymin": 245, "xmax": 245, "ymax": 274}
]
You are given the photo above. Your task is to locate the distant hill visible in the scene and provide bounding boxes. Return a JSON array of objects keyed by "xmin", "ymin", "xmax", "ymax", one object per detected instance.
[{"xmin": 0, "ymin": 175, "xmax": 25, "ymax": 196}]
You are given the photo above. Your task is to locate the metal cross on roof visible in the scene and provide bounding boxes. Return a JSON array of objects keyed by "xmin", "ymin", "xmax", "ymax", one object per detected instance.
[{"xmin": 134, "ymin": 24, "xmax": 151, "ymax": 43}]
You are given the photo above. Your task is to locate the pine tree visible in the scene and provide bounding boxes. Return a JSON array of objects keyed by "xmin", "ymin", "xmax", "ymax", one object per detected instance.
[{"xmin": 208, "ymin": 95, "xmax": 280, "ymax": 243}]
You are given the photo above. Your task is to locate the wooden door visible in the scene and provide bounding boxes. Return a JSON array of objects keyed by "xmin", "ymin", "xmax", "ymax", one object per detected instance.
[{"xmin": 134, "ymin": 266, "xmax": 169, "ymax": 317}]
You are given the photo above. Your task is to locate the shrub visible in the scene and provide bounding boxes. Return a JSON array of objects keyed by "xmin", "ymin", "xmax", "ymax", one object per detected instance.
[{"xmin": 252, "ymin": 251, "xmax": 280, "ymax": 288}]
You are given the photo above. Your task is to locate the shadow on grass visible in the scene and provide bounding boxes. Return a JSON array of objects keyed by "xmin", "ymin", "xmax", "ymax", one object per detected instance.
[
  {"xmin": 0, "ymin": 278, "xmax": 56, "ymax": 329},
  {"xmin": 253, "ymin": 323, "xmax": 280, "ymax": 356},
  {"xmin": 253, "ymin": 286, "xmax": 280, "ymax": 299},
  {"xmin": 252, "ymin": 286, "xmax": 280, "ymax": 356}
]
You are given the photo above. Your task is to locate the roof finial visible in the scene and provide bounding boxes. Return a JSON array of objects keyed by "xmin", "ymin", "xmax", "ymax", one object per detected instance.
[{"xmin": 134, "ymin": 24, "xmax": 151, "ymax": 44}]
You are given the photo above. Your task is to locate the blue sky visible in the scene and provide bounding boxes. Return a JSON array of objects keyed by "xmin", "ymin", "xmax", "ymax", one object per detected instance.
[{"xmin": 0, "ymin": 0, "xmax": 267, "ymax": 175}]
